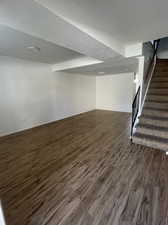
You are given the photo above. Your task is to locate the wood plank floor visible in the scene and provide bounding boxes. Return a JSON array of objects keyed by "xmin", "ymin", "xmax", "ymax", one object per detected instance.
[{"xmin": 0, "ymin": 110, "xmax": 168, "ymax": 225}]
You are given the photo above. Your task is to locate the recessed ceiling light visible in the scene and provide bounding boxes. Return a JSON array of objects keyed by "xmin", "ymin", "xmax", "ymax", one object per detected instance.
[
  {"xmin": 98, "ymin": 71, "xmax": 105, "ymax": 74},
  {"xmin": 27, "ymin": 46, "xmax": 41, "ymax": 52}
]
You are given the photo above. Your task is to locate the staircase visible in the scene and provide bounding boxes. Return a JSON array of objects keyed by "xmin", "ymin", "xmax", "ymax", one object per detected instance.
[{"xmin": 133, "ymin": 59, "xmax": 168, "ymax": 152}]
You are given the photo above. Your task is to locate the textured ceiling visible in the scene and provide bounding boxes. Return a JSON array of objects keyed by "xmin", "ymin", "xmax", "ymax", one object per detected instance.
[
  {"xmin": 1, "ymin": 0, "xmax": 165, "ymax": 74},
  {"xmin": 36, "ymin": 0, "xmax": 168, "ymax": 45},
  {"xmin": 0, "ymin": 0, "xmax": 120, "ymax": 61},
  {"xmin": 0, "ymin": 25, "xmax": 83, "ymax": 64}
]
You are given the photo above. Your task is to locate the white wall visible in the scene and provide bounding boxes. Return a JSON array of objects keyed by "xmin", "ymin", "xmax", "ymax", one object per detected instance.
[
  {"xmin": 96, "ymin": 73, "xmax": 134, "ymax": 113},
  {"xmin": 0, "ymin": 56, "xmax": 96, "ymax": 136},
  {"xmin": 125, "ymin": 43, "xmax": 143, "ymax": 58}
]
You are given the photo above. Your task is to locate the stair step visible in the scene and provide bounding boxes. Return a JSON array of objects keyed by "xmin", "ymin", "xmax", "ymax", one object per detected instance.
[
  {"xmin": 146, "ymin": 94, "xmax": 168, "ymax": 102},
  {"xmin": 144, "ymin": 106, "xmax": 168, "ymax": 111},
  {"xmin": 155, "ymin": 68, "xmax": 168, "ymax": 72},
  {"xmin": 156, "ymin": 59, "xmax": 168, "ymax": 62},
  {"xmin": 150, "ymin": 82, "xmax": 168, "ymax": 88},
  {"xmin": 156, "ymin": 61, "xmax": 168, "ymax": 64},
  {"xmin": 143, "ymin": 107, "xmax": 168, "ymax": 117},
  {"xmin": 152, "ymin": 73, "xmax": 168, "ymax": 80},
  {"xmin": 152, "ymin": 77, "xmax": 168, "ymax": 82},
  {"xmin": 145, "ymin": 101, "xmax": 168, "ymax": 109},
  {"xmin": 154, "ymin": 73, "xmax": 168, "ymax": 77},
  {"xmin": 156, "ymin": 64, "xmax": 168, "ymax": 67},
  {"xmin": 140, "ymin": 115, "xmax": 168, "ymax": 128},
  {"xmin": 149, "ymin": 86, "xmax": 168, "ymax": 89},
  {"xmin": 153, "ymin": 76, "xmax": 168, "ymax": 80},
  {"xmin": 156, "ymin": 67, "xmax": 168, "ymax": 69},
  {"xmin": 136, "ymin": 123, "xmax": 168, "ymax": 139},
  {"xmin": 148, "ymin": 88, "xmax": 168, "ymax": 95},
  {"xmin": 157, "ymin": 59, "xmax": 168, "ymax": 62},
  {"xmin": 146, "ymin": 99, "xmax": 168, "ymax": 104},
  {"xmin": 148, "ymin": 88, "xmax": 168, "ymax": 94},
  {"xmin": 133, "ymin": 133, "xmax": 168, "ymax": 152}
]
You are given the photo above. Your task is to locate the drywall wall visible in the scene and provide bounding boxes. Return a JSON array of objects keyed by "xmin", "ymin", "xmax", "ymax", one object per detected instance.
[
  {"xmin": 0, "ymin": 56, "xmax": 96, "ymax": 136},
  {"xmin": 125, "ymin": 43, "xmax": 143, "ymax": 57},
  {"xmin": 157, "ymin": 37, "xmax": 168, "ymax": 59},
  {"xmin": 96, "ymin": 73, "xmax": 134, "ymax": 112}
]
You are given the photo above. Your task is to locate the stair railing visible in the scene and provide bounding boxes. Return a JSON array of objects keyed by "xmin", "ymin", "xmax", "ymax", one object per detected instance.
[
  {"xmin": 144, "ymin": 40, "xmax": 160, "ymax": 82},
  {"xmin": 131, "ymin": 86, "xmax": 140, "ymax": 141},
  {"xmin": 130, "ymin": 39, "xmax": 160, "ymax": 141},
  {"xmin": 140, "ymin": 39, "xmax": 160, "ymax": 114}
]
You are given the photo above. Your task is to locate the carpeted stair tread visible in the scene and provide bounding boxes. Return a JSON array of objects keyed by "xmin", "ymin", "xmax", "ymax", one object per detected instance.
[
  {"xmin": 155, "ymin": 68, "xmax": 168, "ymax": 72},
  {"xmin": 150, "ymin": 81, "xmax": 168, "ymax": 87},
  {"xmin": 146, "ymin": 99, "xmax": 168, "ymax": 104},
  {"xmin": 153, "ymin": 72, "xmax": 168, "ymax": 80},
  {"xmin": 134, "ymin": 132, "xmax": 168, "ymax": 143},
  {"xmin": 140, "ymin": 114, "xmax": 168, "ymax": 121},
  {"xmin": 143, "ymin": 106, "xmax": 168, "ymax": 112},
  {"xmin": 150, "ymin": 85, "xmax": 168, "ymax": 89},
  {"xmin": 152, "ymin": 77, "xmax": 168, "ymax": 82},
  {"xmin": 156, "ymin": 65, "xmax": 168, "ymax": 67},
  {"xmin": 151, "ymin": 80, "xmax": 168, "ymax": 83},
  {"xmin": 146, "ymin": 94, "xmax": 168, "ymax": 101},
  {"xmin": 147, "ymin": 92, "xmax": 168, "ymax": 95},
  {"xmin": 139, "ymin": 115, "xmax": 168, "ymax": 128},
  {"xmin": 148, "ymin": 89, "xmax": 168, "ymax": 94},
  {"xmin": 136, "ymin": 123, "xmax": 168, "ymax": 139},
  {"xmin": 144, "ymin": 102, "xmax": 168, "ymax": 109},
  {"xmin": 150, "ymin": 83, "xmax": 168, "ymax": 88},
  {"xmin": 147, "ymin": 93, "xmax": 168, "ymax": 96},
  {"xmin": 153, "ymin": 75, "xmax": 168, "ymax": 78},
  {"xmin": 143, "ymin": 108, "xmax": 168, "ymax": 117},
  {"xmin": 137, "ymin": 123, "xmax": 168, "ymax": 132},
  {"xmin": 149, "ymin": 88, "xmax": 168, "ymax": 91},
  {"xmin": 133, "ymin": 133, "xmax": 168, "ymax": 152}
]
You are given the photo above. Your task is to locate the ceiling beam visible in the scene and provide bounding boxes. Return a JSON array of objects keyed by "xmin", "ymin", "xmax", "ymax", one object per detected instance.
[{"xmin": 52, "ymin": 57, "xmax": 102, "ymax": 72}]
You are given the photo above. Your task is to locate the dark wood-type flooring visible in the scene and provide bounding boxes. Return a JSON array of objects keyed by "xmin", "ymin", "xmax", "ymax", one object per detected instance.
[{"xmin": 0, "ymin": 110, "xmax": 168, "ymax": 225}]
